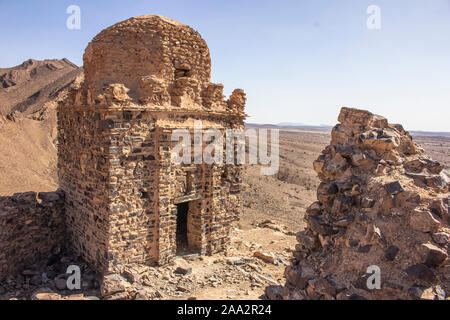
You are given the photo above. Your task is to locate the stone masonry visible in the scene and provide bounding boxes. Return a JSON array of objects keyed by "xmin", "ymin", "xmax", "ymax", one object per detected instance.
[
  {"xmin": 57, "ymin": 15, "xmax": 246, "ymax": 273},
  {"xmin": 269, "ymin": 107, "xmax": 450, "ymax": 300},
  {"xmin": 0, "ymin": 191, "xmax": 66, "ymax": 279}
]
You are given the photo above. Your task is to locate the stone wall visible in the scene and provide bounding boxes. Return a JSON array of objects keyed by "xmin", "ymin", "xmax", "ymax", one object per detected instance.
[
  {"xmin": 0, "ymin": 191, "xmax": 66, "ymax": 280},
  {"xmin": 156, "ymin": 116, "xmax": 244, "ymax": 264},
  {"xmin": 58, "ymin": 14, "xmax": 246, "ymax": 273},
  {"xmin": 271, "ymin": 107, "xmax": 450, "ymax": 300},
  {"xmin": 58, "ymin": 108, "xmax": 119, "ymax": 273},
  {"xmin": 58, "ymin": 107, "xmax": 244, "ymax": 271},
  {"xmin": 83, "ymin": 15, "xmax": 212, "ymax": 107}
]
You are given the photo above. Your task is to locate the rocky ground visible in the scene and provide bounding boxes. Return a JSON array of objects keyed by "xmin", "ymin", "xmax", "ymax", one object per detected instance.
[{"xmin": 0, "ymin": 222, "xmax": 296, "ymax": 300}]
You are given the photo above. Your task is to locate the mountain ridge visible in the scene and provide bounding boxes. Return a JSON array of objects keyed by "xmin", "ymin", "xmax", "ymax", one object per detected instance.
[{"xmin": 0, "ymin": 58, "xmax": 82, "ymax": 116}]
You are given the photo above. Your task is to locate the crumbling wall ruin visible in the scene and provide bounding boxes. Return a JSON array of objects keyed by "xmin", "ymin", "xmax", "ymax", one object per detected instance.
[
  {"xmin": 58, "ymin": 15, "xmax": 246, "ymax": 273},
  {"xmin": 270, "ymin": 107, "xmax": 450, "ymax": 300},
  {"xmin": 0, "ymin": 191, "xmax": 66, "ymax": 280}
]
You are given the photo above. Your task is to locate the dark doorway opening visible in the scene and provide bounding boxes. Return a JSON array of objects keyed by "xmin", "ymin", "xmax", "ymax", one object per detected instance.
[{"xmin": 176, "ymin": 202, "xmax": 189, "ymax": 255}]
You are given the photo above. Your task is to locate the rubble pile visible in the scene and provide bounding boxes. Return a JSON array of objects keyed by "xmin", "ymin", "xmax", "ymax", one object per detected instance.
[{"xmin": 272, "ymin": 107, "xmax": 449, "ymax": 300}]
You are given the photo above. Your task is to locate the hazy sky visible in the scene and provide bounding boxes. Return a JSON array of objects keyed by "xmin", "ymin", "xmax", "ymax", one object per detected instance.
[{"xmin": 1, "ymin": 0, "xmax": 449, "ymax": 131}]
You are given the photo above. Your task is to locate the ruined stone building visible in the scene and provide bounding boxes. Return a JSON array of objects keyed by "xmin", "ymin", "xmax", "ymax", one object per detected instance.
[
  {"xmin": 55, "ymin": 15, "xmax": 246, "ymax": 273},
  {"xmin": 0, "ymin": 15, "xmax": 245, "ymax": 283}
]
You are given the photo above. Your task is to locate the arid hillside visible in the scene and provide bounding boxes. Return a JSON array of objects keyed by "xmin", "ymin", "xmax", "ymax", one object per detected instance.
[
  {"xmin": 0, "ymin": 59, "xmax": 83, "ymax": 195},
  {"xmin": 242, "ymin": 130, "xmax": 329, "ymax": 231},
  {"xmin": 0, "ymin": 117, "xmax": 58, "ymax": 195},
  {"xmin": 0, "ymin": 58, "xmax": 82, "ymax": 116}
]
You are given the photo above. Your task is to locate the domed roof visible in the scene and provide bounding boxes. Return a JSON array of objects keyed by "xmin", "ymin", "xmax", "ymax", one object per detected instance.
[{"xmin": 83, "ymin": 15, "xmax": 211, "ymax": 96}]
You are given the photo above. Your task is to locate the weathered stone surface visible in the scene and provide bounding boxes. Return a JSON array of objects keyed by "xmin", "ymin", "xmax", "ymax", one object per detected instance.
[
  {"xmin": 409, "ymin": 209, "xmax": 441, "ymax": 233},
  {"xmin": 6, "ymin": 110, "xmax": 23, "ymax": 122},
  {"xmin": 253, "ymin": 251, "xmax": 277, "ymax": 264},
  {"xmin": 276, "ymin": 107, "xmax": 450, "ymax": 301},
  {"xmin": 385, "ymin": 245, "xmax": 399, "ymax": 261},
  {"xmin": 31, "ymin": 288, "xmax": 60, "ymax": 301},
  {"xmin": 404, "ymin": 158, "xmax": 444, "ymax": 174},
  {"xmin": 284, "ymin": 266, "xmax": 308, "ymax": 289},
  {"xmin": 101, "ymin": 274, "xmax": 131, "ymax": 298},
  {"xmin": 308, "ymin": 216, "xmax": 337, "ymax": 236},
  {"xmin": 429, "ymin": 199, "xmax": 448, "ymax": 218},
  {"xmin": 0, "ymin": 191, "xmax": 66, "ymax": 280},
  {"xmin": 306, "ymin": 201, "xmax": 322, "ymax": 216},
  {"xmin": 405, "ymin": 264, "xmax": 436, "ymax": 282},
  {"xmin": 265, "ymin": 285, "xmax": 284, "ymax": 300},
  {"xmin": 309, "ymin": 278, "xmax": 337, "ymax": 297},
  {"xmin": 420, "ymin": 243, "xmax": 448, "ymax": 267},
  {"xmin": 432, "ymin": 232, "xmax": 450, "ymax": 246},
  {"xmin": 348, "ymin": 294, "xmax": 367, "ymax": 300},
  {"xmin": 54, "ymin": 277, "xmax": 67, "ymax": 290},
  {"xmin": 0, "ymin": 114, "xmax": 6, "ymax": 128},
  {"xmin": 384, "ymin": 181, "xmax": 404, "ymax": 195},
  {"xmin": 174, "ymin": 266, "xmax": 192, "ymax": 276},
  {"xmin": 58, "ymin": 15, "xmax": 246, "ymax": 272},
  {"xmin": 226, "ymin": 257, "xmax": 253, "ymax": 266},
  {"xmin": 37, "ymin": 191, "xmax": 61, "ymax": 202}
]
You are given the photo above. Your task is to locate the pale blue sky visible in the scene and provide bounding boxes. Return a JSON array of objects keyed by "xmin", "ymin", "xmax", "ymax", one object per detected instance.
[{"xmin": 1, "ymin": 0, "xmax": 449, "ymax": 131}]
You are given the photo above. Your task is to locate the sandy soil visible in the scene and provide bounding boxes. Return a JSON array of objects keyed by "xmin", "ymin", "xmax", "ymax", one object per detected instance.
[
  {"xmin": 241, "ymin": 130, "xmax": 329, "ymax": 231},
  {"xmin": 0, "ymin": 117, "xmax": 58, "ymax": 195}
]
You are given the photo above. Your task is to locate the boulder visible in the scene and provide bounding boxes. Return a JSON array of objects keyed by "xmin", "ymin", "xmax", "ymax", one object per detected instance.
[
  {"xmin": 284, "ymin": 266, "xmax": 308, "ymax": 289},
  {"xmin": 6, "ymin": 110, "xmax": 23, "ymax": 122},
  {"xmin": 405, "ymin": 264, "xmax": 436, "ymax": 282},
  {"xmin": 31, "ymin": 288, "xmax": 61, "ymax": 300},
  {"xmin": 419, "ymin": 243, "xmax": 448, "ymax": 267},
  {"xmin": 101, "ymin": 274, "xmax": 131, "ymax": 297},
  {"xmin": 409, "ymin": 210, "xmax": 441, "ymax": 233},
  {"xmin": 385, "ymin": 245, "xmax": 399, "ymax": 261}
]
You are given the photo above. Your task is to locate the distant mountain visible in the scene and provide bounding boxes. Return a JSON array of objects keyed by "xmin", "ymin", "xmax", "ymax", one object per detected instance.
[
  {"xmin": 246, "ymin": 122, "xmax": 332, "ymax": 131},
  {"xmin": 247, "ymin": 123, "xmax": 450, "ymax": 137},
  {"xmin": 0, "ymin": 59, "xmax": 83, "ymax": 195},
  {"xmin": 410, "ymin": 131, "xmax": 450, "ymax": 138},
  {"xmin": 277, "ymin": 122, "xmax": 306, "ymax": 127},
  {"xmin": 0, "ymin": 58, "xmax": 82, "ymax": 116}
]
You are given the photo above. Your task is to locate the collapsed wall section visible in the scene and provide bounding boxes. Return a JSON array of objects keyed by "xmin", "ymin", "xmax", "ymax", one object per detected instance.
[{"xmin": 273, "ymin": 107, "xmax": 450, "ymax": 300}]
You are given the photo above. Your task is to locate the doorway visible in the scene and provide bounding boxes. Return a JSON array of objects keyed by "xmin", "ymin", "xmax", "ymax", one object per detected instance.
[{"xmin": 176, "ymin": 202, "xmax": 189, "ymax": 255}]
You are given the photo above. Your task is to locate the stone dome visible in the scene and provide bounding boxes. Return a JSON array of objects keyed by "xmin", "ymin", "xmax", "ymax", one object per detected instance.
[{"xmin": 83, "ymin": 15, "xmax": 212, "ymax": 98}]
